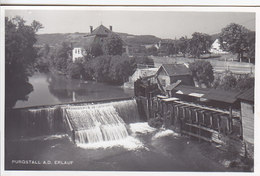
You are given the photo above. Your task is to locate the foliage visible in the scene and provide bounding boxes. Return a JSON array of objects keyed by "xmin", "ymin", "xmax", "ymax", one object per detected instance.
[
  {"xmin": 146, "ymin": 46, "xmax": 158, "ymax": 56},
  {"xmin": 103, "ymin": 35, "xmax": 123, "ymax": 55},
  {"xmin": 166, "ymin": 42, "xmax": 178, "ymax": 56},
  {"xmin": 50, "ymin": 42, "xmax": 72, "ymax": 73},
  {"xmin": 189, "ymin": 60, "xmax": 214, "ymax": 87},
  {"xmin": 5, "ymin": 16, "xmax": 43, "ymax": 107},
  {"xmin": 67, "ymin": 61, "xmax": 85, "ymax": 79},
  {"xmin": 246, "ymin": 31, "xmax": 255, "ymax": 63},
  {"xmin": 177, "ymin": 36, "xmax": 189, "ymax": 57},
  {"xmin": 219, "ymin": 74, "xmax": 237, "ymax": 91},
  {"xmin": 108, "ymin": 55, "xmax": 136, "ymax": 84},
  {"xmin": 83, "ymin": 55, "xmax": 136, "ymax": 85},
  {"xmin": 87, "ymin": 42, "xmax": 103, "ymax": 58},
  {"xmin": 236, "ymin": 74, "xmax": 254, "ymax": 91},
  {"xmin": 219, "ymin": 23, "xmax": 251, "ymax": 61},
  {"xmin": 213, "ymin": 72, "xmax": 254, "ymax": 91},
  {"xmin": 135, "ymin": 56, "xmax": 154, "ymax": 66},
  {"xmin": 188, "ymin": 32, "xmax": 212, "ymax": 58},
  {"xmin": 35, "ymin": 44, "xmax": 51, "ymax": 72}
]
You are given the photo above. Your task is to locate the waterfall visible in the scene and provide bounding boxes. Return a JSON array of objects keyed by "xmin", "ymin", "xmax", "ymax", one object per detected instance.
[
  {"xmin": 19, "ymin": 107, "xmax": 64, "ymax": 137},
  {"xmin": 16, "ymin": 98, "xmax": 140, "ymax": 143},
  {"xmin": 66, "ymin": 104, "xmax": 129, "ymax": 144}
]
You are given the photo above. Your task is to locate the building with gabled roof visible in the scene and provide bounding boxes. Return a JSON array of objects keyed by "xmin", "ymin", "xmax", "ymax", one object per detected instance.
[
  {"xmin": 156, "ymin": 64, "xmax": 194, "ymax": 92},
  {"xmin": 72, "ymin": 25, "xmax": 129, "ymax": 62}
]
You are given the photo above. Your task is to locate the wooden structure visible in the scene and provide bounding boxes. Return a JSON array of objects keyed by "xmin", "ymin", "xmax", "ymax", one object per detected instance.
[
  {"xmin": 153, "ymin": 96, "xmax": 242, "ymax": 144},
  {"xmin": 237, "ymin": 87, "xmax": 254, "ymax": 158},
  {"xmin": 156, "ymin": 64, "xmax": 194, "ymax": 92}
]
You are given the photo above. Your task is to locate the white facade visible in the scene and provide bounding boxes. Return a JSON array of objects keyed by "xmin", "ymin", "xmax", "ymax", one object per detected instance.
[
  {"xmin": 72, "ymin": 48, "xmax": 84, "ymax": 62},
  {"xmin": 210, "ymin": 39, "xmax": 228, "ymax": 54}
]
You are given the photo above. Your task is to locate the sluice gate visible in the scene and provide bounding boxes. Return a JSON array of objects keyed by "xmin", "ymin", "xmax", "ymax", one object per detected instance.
[{"xmin": 150, "ymin": 96, "xmax": 242, "ymax": 144}]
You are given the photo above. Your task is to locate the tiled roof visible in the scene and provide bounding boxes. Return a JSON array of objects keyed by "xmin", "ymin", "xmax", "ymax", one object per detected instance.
[
  {"xmin": 160, "ymin": 64, "xmax": 191, "ymax": 76},
  {"xmin": 237, "ymin": 87, "xmax": 254, "ymax": 102}
]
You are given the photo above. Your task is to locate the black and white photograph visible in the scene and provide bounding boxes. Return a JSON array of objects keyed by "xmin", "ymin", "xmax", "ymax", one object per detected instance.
[{"xmin": 1, "ymin": 4, "xmax": 259, "ymax": 175}]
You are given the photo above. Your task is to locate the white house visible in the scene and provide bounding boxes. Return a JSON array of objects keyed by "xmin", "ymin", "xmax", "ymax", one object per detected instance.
[
  {"xmin": 72, "ymin": 48, "xmax": 84, "ymax": 63},
  {"xmin": 210, "ymin": 39, "xmax": 228, "ymax": 54}
]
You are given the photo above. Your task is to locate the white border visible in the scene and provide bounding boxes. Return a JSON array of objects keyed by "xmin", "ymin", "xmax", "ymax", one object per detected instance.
[
  {"xmin": 1, "ymin": 5, "xmax": 259, "ymax": 176},
  {"xmin": 1, "ymin": 0, "xmax": 260, "ymax": 6}
]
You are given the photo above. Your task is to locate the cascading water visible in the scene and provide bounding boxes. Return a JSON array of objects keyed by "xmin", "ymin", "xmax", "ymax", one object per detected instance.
[
  {"xmin": 65, "ymin": 104, "xmax": 129, "ymax": 144},
  {"xmin": 16, "ymin": 98, "xmax": 140, "ymax": 145},
  {"xmin": 20, "ymin": 107, "xmax": 64, "ymax": 136}
]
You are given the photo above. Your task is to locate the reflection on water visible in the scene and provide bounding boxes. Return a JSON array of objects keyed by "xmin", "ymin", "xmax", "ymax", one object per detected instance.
[{"xmin": 15, "ymin": 72, "xmax": 134, "ymax": 108}]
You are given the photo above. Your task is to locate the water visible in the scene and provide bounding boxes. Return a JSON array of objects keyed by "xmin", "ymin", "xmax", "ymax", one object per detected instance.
[
  {"xmin": 14, "ymin": 72, "xmax": 134, "ymax": 108},
  {"xmin": 5, "ymin": 122, "xmax": 237, "ymax": 171},
  {"xmin": 16, "ymin": 99, "xmax": 140, "ymax": 143},
  {"xmin": 66, "ymin": 104, "xmax": 129, "ymax": 144}
]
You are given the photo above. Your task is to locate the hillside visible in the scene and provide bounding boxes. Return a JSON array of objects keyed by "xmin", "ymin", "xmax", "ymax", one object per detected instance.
[
  {"xmin": 36, "ymin": 32, "xmax": 161, "ymax": 47},
  {"xmin": 36, "ymin": 32, "xmax": 219, "ymax": 48}
]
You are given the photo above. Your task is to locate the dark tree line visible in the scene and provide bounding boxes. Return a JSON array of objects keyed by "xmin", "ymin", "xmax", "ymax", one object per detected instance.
[{"xmin": 5, "ymin": 16, "xmax": 43, "ymax": 108}]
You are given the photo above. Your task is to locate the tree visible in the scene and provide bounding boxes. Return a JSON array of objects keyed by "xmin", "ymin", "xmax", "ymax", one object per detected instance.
[
  {"xmin": 35, "ymin": 44, "xmax": 51, "ymax": 72},
  {"xmin": 108, "ymin": 55, "xmax": 136, "ymax": 84},
  {"xmin": 177, "ymin": 36, "xmax": 189, "ymax": 57},
  {"xmin": 51, "ymin": 42, "xmax": 72, "ymax": 73},
  {"xmin": 103, "ymin": 35, "xmax": 123, "ymax": 55},
  {"xmin": 5, "ymin": 16, "xmax": 43, "ymax": 107},
  {"xmin": 87, "ymin": 42, "xmax": 103, "ymax": 58},
  {"xmin": 189, "ymin": 60, "xmax": 214, "ymax": 88},
  {"xmin": 67, "ymin": 61, "xmax": 85, "ymax": 79},
  {"xmin": 147, "ymin": 46, "xmax": 158, "ymax": 56},
  {"xmin": 236, "ymin": 74, "xmax": 254, "ymax": 91},
  {"xmin": 166, "ymin": 42, "xmax": 178, "ymax": 56},
  {"xmin": 246, "ymin": 31, "xmax": 255, "ymax": 63},
  {"xmin": 219, "ymin": 23, "xmax": 250, "ymax": 62},
  {"xmin": 83, "ymin": 55, "xmax": 136, "ymax": 85},
  {"xmin": 188, "ymin": 32, "xmax": 212, "ymax": 58},
  {"xmin": 220, "ymin": 74, "xmax": 237, "ymax": 91}
]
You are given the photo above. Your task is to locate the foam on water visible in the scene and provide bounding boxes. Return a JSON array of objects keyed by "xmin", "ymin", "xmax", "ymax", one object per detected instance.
[
  {"xmin": 77, "ymin": 136, "xmax": 146, "ymax": 151},
  {"xmin": 152, "ymin": 129, "xmax": 180, "ymax": 140},
  {"xmin": 129, "ymin": 122, "xmax": 156, "ymax": 135}
]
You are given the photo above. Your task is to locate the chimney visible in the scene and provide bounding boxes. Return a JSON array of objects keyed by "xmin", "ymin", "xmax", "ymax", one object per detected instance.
[
  {"xmin": 109, "ymin": 26, "xmax": 112, "ymax": 31},
  {"xmin": 90, "ymin": 26, "xmax": 93, "ymax": 33}
]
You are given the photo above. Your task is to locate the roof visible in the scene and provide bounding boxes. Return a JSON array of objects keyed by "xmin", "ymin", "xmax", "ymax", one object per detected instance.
[
  {"xmin": 174, "ymin": 85, "xmax": 210, "ymax": 96},
  {"xmin": 158, "ymin": 64, "xmax": 191, "ymax": 77},
  {"xmin": 165, "ymin": 80, "xmax": 182, "ymax": 91},
  {"xmin": 203, "ymin": 89, "xmax": 241, "ymax": 104},
  {"xmin": 237, "ymin": 87, "xmax": 254, "ymax": 102},
  {"xmin": 74, "ymin": 35, "xmax": 96, "ymax": 49},
  {"xmin": 173, "ymin": 85, "xmax": 240, "ymax": 104},
  {"xmin": 89, "ymin": 25, "xmax": 112, "ymax": 36}
]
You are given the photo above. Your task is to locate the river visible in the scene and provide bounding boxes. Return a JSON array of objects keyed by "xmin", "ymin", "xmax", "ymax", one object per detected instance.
[{"xmin": 14, "ymin": 72, "xmax": 134, "ymax": 108}]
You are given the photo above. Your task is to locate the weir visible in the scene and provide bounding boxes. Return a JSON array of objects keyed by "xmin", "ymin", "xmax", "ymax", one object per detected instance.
[
  {"xmin": 66, "ymin": 105, "xmax": 129, "ymax": 144},
  {"xmin": 12, "ymin": 98, "xmax": 140, "ymax": 144}
]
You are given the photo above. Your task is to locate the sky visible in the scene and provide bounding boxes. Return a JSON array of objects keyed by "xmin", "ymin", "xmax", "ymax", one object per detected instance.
[{"xmin": 5, "ymin": 9, "xmax": 255, "ymax": 39}]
